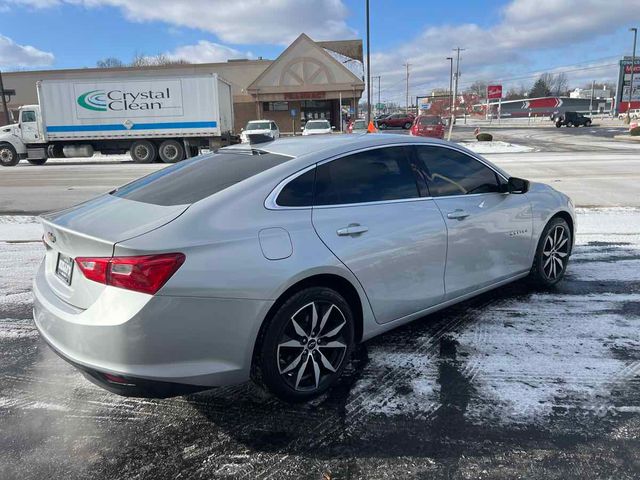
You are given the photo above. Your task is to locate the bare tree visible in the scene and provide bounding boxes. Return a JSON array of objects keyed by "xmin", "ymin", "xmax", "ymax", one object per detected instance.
[
  {"xmin": 130, "ymin": 52, "xmax": 190, "ymax": 67},
  {"xmin": 96, "ymin": 57, "xmax": 124, "ymax": 68},
  {"xmin": 551, "ymin": 72, "xmax": 568, "ymax": 96},
  {"xmin": 467, "ymin": 80, "xmax": 488, "ymax": 98},
  {"xmin": 530, "ymin": 73, "xmax": 553, "ymax": 97}
]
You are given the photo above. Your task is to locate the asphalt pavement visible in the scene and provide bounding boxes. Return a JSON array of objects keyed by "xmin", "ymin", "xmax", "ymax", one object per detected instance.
[{"xmin": 1, "ymin": 210, "xmax": 639, "ymax": 479}]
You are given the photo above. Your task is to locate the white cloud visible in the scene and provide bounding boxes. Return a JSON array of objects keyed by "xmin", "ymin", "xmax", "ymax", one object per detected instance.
[
  {"xmin": 8, "ymin": 0, "xmax": 357, "ymax": 45},
  {"xmin": 165, "ymin": 41, "xmax": 252, "ymax": 63},
  {"xmin": 371, "ymin": 0, "xmax": 639, "ymax": 102},
  {"xmin": 0, "ymin": 34, "xmax": 54, "ymax": 67}
]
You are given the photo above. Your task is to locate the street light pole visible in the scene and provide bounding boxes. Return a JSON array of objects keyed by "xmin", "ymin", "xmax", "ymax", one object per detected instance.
[
  {"xmin": 627, "ymin": 27, "xmax": 638, "ymax": 122},
  {"xmin": 404, "ymin": 63, "xmax": 410, "ymax": 114},
  {"xmin": 0, "ymin": 71, "xmax": 10, "ymax": 125},
  {"xmin": 446, "ymin": 57, "xmax": 453, "ymax": 118},
  {"xmin": 372, "ymin": 75, "xmax": 381, "ymax": 114},
  {"xmin": 448, "ymin": 48, "xmax": 465, "ymax": 141},
  {"xmin": 366, "ymin": 0, "xmax": 371, "ymax": 125}
]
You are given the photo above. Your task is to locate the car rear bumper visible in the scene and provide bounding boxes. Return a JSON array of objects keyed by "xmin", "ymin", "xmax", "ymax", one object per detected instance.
[{"xmin": 32, "ymin": 261, "xmax": 272, "ymax": 396}]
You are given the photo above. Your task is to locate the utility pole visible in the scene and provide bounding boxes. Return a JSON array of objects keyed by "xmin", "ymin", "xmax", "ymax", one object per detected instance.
[
  {"xmin": 627, "ymin": 27, "xmax": 638, "ymax": 123},
  {"xmin": 365, "ymin": 0, "xmax": 371, "ymax": 124},
  {"xmin": 372, "ymin": 75, "xmax": 381, "ymax": 114},
  {"xmin": 446, "ymin": 57, "xmax": 453, "ymax": 119},
  {"xmin": 0, "ymin": 71, "xmax": 10, "ymax": 125},
  {"xmin": 448, "ymin": 47, "xmax": 465, "ymax": 141},
  {"xmin": 404, "ymin": 63, "xmax": 410, "ymax": 113}
]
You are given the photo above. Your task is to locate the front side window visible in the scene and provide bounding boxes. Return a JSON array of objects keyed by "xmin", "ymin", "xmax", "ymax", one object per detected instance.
[
  {"xmin": 414, "ymin": 146, "xmax": 501, "ymax": 197},
  {"xmin": 315, "ymin": 146, "xmax": 419, "ymax": 205},
  {"xmin": 21, "ymin": 110, "xmax": 36, "ymax": 123}
]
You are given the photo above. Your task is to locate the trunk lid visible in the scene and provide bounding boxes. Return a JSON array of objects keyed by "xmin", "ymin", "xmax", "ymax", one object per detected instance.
[{"xmin": 39, "ymin": 194, "xmax": 188, "ymax": 309}]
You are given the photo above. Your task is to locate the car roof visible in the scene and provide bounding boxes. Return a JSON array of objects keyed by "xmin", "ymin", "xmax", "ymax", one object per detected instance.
[{"xmin": 223, "ymin": 133, "xmax": 453, "ymax": 159}]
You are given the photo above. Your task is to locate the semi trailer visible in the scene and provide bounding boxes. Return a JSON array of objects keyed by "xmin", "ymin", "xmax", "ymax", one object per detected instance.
[{"xmin": 0, "ymin": 73, "xmax": 234, "ymax": 166}]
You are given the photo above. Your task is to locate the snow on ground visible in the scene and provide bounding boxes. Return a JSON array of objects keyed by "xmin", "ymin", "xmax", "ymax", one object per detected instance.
[
  {"xmin": 0, "ymin": 209, "xmax": 639, "ymax": 432},
  {"xmin": 460, "ymin": 140, "xmax": 535, "ymax": 154},
  {"xmin": 347, "ymin": 208, "xmax": 640, "ymax": 427}
]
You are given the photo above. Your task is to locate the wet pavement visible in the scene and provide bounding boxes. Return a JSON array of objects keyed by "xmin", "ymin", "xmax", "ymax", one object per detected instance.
[{"xmin": 1, "ymin": 209, "xmax": 640, "ymax": 479}]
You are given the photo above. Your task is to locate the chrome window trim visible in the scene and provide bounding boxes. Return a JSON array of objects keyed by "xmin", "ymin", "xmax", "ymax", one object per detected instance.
[{"xmin": 264, "ymin": 141, "xmax": 510, "ymax": 210}]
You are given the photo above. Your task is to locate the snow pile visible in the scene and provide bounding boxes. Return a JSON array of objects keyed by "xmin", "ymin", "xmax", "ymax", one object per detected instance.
[{"xmin": 460, "ymin": 140, "xmax": 535, "ymax": 154}]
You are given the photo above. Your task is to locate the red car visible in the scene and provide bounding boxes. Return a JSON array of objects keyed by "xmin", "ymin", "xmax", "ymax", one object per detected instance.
[
  {"xmin": 410, "ymin": 115, "xmax": 445, "ymax": 139},
  {"xmin": 376, "ymin": 113, "xmax": 415, "ymax": 129}
]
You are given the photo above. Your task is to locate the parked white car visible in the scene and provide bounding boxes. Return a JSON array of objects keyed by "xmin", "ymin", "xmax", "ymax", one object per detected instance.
[
  {"xmin": 241, "ymin": 120, "xmax": 280, "ymax": 143},
  {"xmin": 302, "ymin": 119, "xmax": 334, "ymax": 136}
]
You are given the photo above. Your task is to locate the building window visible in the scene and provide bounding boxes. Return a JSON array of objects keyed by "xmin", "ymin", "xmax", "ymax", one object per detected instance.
[{"xmin": 263, "ymin": 101, "xmax": 289, "ymax": 112}]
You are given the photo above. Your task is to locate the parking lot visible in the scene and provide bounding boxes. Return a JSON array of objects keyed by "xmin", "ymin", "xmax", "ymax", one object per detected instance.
[{"xmin": 1, "ymin": 127, "xmax": 640, "ymax": 479}]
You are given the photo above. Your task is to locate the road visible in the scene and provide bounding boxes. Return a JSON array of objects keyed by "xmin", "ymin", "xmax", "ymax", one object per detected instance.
[
  {"xmin": 1, "ymin": 127, "xmax": 640, "ymax": 479},
  {"xmin": 1, "ymin": 147, "xmax": 639, "ymax": 213}
]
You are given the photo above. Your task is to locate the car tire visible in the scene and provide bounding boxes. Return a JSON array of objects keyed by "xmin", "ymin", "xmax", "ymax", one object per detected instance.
[
  {"xmin": 0, "ymin": 143, "xmax": 19, "ymax": 167},
  {"xmin": 585, "ymin": 120, "xmax": 591, "ymax": 127},
  {"xmin": 555, "ymin": 122, "xmax": 562, "ymax": 128},
  {"xmin": 529, "ymin": 217, "xmax": 572, "ymax": 288},
  {"xmin": 158, "ymin": 139, "xmax": 185, "ymax": 163},
  {"xmin": 27, "ymin": 158, "xmax": 48, "ymax": 165},
  {"xmin": 403, "ymin": 122, "xmax": 412, "ymax": 129},
  {"xmin": 130, "ymin": 140, "xmax": 158, "ymax": 164},
  {"xmin": 253, "ymin": 287, "xmax": 355, "ymax": 403},
  {"xmin": 378, "ymin": 123, "xmax": 387, "ymax": 130}
]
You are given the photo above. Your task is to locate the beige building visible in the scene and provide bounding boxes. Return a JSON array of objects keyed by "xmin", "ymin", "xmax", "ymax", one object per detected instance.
[{"xmin": 1, "ymin": 34, "xmax": 364, "ymax": 133}]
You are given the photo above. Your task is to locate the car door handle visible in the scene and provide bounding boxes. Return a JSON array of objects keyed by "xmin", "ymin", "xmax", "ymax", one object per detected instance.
[
  {"xmin": 336, "ymin": 224, "xmax": 369, "ymax": 236},
  {"xmin": 447, "ymin": 209, "xmax": 470, "ymax": 220}
]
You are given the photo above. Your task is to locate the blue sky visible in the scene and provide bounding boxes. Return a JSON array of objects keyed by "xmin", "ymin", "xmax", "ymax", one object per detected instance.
[{"xmin": 1, "ymin": 0, "xmax": 638, "ymax": 102}]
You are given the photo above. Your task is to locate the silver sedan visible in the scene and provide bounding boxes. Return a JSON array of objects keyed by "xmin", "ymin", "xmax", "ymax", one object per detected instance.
[{"xmin": 33, "ymin": 134, "xmax": 575, "ymax": 402}]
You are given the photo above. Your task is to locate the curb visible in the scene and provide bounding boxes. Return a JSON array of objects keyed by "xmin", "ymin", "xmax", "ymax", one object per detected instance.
[{"xmin": 613, "ymin": 135, "xmax": 640, "ymax": 142}]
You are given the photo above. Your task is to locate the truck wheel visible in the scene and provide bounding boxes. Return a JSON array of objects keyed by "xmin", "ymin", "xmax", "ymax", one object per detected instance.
[
  {"xmin": 158, "ymin": 140, "xmax": 185, "ymax": 163},
  {"xmin": 0, "ymin": 143, "xmax": 19, "ymax": 167},
  {"xmin": 585, "ymin": 120, "xmax": 592, "ymax": 127},
  {"xmin": 28, "ymin": 158, "xmax": 48, "ymax": 165},
  {"xmin": 555, "ymin": 122, "xmax": 561, "ymax": 128},
  {"xmin": 130, "ymin": 140, "xmax": 157, "ymax": 164}
]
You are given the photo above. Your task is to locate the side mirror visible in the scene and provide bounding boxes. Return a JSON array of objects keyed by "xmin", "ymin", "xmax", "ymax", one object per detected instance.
[
  {"xmin": 300, "ymin": 126, "xmax": 304, "ymax": 131},
  {"xmin": 507, "ymin": 177, "xmax": 529, "ymax": 194},
  {"xmin": 331, "ymin": 126, "xmax": 336, "ymax": 130},
  {"xmin": 240, "ymin": 128, "xmax": 244, "ymax": 132}
]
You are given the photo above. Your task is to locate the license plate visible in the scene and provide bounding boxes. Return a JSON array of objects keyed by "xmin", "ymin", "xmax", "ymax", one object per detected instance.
[{"xmin": 56, "ymin": 253, "xmax": 74, "ymax": 285}]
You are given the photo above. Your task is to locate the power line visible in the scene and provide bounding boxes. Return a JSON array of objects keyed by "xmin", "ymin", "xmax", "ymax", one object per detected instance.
[{"xmin": 375, "ymin": 54, "xmax": 623, "ymax": 100}]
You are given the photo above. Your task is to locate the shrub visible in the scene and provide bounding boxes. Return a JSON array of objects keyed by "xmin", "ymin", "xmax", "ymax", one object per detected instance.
[
  {"xmin": 476, "ymin": 132, "xmax": 493, "ymax": 142},
  {"xmin": 630, "ymin": 126, "xmax": 640, "ymax": 136}
]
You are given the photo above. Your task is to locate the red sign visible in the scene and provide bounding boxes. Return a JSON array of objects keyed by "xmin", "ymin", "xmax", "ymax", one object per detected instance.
[
  {"xmin": 283, "ymin": 91, "xmax": 326, "ymax": 100},
  {"xmin": 487, "ymin": 85, "xmax": 502, "ymax": 99},
  {"xmin": 624, "ymin": 65, "xmax": 640, "ymax": 74}
]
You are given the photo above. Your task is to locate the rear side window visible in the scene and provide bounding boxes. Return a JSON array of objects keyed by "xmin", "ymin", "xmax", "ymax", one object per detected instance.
[
  {"xmin": 276, "ymin": 168, "xmax": 315, "ymax": 207},
  {"xmin": 112, "ymin": 151, "xmax": 291, "ymax": 206},
  {"xmin": 314, "ymin": 146, "xmax": 419, "ymax": 205},
  {"xmin": 414, "ymin": 146, "xmax": 501, "ymax": 197}
]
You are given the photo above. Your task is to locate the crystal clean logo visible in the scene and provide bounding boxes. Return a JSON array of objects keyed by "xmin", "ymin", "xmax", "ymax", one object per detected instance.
[
  {"xmin": 77, "ymin": 90, "xmax": 107, "ymax": 112},
  {"xmin": 74, "ymin": 81, "xmax": 183, "ymax": 119}
]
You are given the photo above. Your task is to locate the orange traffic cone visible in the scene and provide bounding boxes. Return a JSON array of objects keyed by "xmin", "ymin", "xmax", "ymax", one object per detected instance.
[{"xmin": 367, "ymin": 120, "xmax": 377, "ymax": 133}]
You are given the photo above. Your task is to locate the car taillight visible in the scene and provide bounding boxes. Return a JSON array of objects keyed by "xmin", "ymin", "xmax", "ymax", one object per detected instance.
[{"xmin": 75, "ymin": 253, "xmax": 185, "ymax": 295}]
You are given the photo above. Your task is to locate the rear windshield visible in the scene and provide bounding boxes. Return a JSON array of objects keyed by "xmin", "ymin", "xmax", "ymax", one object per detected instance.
[
  {"xmin": 418, "ymin": 116, "xmax": 441, "ymax": 125},
  {"xmin": 353, "ymin": 120, "xmax": 366, "ymax": 129},
  {"xmin": 111, "ymin": 151, "xmax": 291, "ymax": 206},
  {"xmin": 306, "ymin": 121, "xmax": 330, "ymax": 129}
]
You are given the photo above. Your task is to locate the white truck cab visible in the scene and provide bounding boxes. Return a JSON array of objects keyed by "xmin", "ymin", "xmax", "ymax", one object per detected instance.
[{"xmin": 0, "ymin": 105, "xmax": 47, "ymax": 166}]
